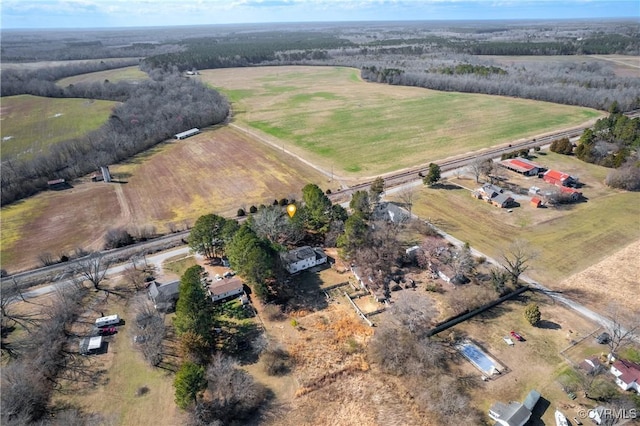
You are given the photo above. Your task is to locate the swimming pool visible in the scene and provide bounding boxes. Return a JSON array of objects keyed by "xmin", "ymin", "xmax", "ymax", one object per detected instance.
[{"xmin": 457, "ymin": 341, "xmax": 501, "ymax": 375}]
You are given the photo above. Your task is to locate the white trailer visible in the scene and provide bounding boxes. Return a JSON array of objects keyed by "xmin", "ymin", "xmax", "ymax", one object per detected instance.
[{"xmin": 95, "ymin": 314, "xmax": 120, "ymax": 328}]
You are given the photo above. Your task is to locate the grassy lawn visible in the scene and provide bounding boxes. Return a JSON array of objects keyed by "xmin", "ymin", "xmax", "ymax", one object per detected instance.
[
  {"xmin": 0, "ymin": 95, "xmax": 115, "ymax": 160},
  {"xmin": 449, "ymin": 290, "xmax": 601, "ymax": 425},
  {"xmin": 400, "ymin": 153, "xmax": 640, "ymax": 287},
  {"xmin": 57, "ymin": 66, "xmax": 148, "ymax": 86},
  {"xmin": 163, "ymin": 256, "xmax": 197, "ymax": 277},
  {"xmin": 201, "ymin": 66, "xmax": 602, "ymax": 177}
]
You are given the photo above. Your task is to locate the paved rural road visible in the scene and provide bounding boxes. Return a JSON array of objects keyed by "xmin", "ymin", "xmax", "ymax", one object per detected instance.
[
  {"xmin": 389, "ymin": 199, "xmax": 622, "ymax": 333},
  {"xmin": 17, "ymin": 246, "xmax": 193, "ymax": 300}
]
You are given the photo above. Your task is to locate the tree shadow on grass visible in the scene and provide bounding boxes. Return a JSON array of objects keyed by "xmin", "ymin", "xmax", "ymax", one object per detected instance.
[
  {"xmin": 537, "ymin": 320, "xmax": 561, "ymax": 330},
  {"xmin": 218, "ymin": 321, "xmax": 263, "ymax": 365},
  {"xmin": 432, "ymin": 182, "xmax": 463, "ymax": 190}
]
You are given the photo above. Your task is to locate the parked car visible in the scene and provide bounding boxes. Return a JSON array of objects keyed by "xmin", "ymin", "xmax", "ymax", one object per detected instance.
[
  {"xmin": 596, "ymin": 332, "xmax": 611, "ymax": 344},
  {"xmin": 510, "ymin": 331, "xmax": 524, "ymax": 341},
  {"xmin": 98, "ymin": 326, "xmax": 117, "ymax": 336}
]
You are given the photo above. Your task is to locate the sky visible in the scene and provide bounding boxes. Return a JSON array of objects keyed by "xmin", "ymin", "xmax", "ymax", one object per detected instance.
[{"xmin": 1, "ymin": 0, "xmax": 638, "ymax": 29}]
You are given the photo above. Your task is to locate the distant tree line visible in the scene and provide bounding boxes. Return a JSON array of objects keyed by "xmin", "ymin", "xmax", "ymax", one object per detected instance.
[
  {"xmin": 142, "ymin": 32, "xmax": 352, "ymax": 71},
  {"xmin": 0, "ymin": 58, "xmax": 140, "ymax": 97},
  {"xmin": 359, "ymin": 63, "xmax": 639, "ymax": 112},
  {"xmin": 432, "ymin": 64, "xmax": 507, "ymax": 76},
  {"xmin": 1, "ymin": 71, "xmax": 229, "ymax": 205}
]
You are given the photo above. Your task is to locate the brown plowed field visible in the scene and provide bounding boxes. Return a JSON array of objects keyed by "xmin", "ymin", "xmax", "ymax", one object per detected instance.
[
  {"xmin": 113, "ymin": 126, "xmax": 327, "ymax": 230},
  {"xmin": 1, "ymin": 126, "xmax": 326, "ymax": 273}
]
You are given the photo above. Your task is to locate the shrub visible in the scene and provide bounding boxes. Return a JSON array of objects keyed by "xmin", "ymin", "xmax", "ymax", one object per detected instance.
[
  {"xmin": 260, "ymin": 347, "xmax": 292, "ymax": 376},
  {"xmin": 249, "ymin": 205, "xmax": 257, "ymax": 214},
  {"xmin": 524, "ymin": 303, "xmax": 541, "ymax": 326},
  {"xmin": 278, "ymin": 198, "xmax": 288, "ymax": 206},
  {"xmin": 104, "ymin": 227, "xmax": 134, "ymax": 249},
  {"xmin": 237, "ymin": 208, "xmax": 245, "ymax": 217}
]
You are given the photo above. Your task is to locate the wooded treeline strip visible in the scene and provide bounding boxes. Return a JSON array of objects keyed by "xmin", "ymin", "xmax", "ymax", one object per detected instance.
[
  {"xmin": 1, "ymin": 72, "xmax": 229, "ymax": 205},
  {"xmin": 141, "ymin": 32, "xmax": 352, "ymax": 71},
  {"xmin": 1, "ymin": 58, "xmax": 140, "ymax": 97}
]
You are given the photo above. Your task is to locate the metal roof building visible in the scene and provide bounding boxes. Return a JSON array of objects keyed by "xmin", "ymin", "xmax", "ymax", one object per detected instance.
[{"xmin": 174, "ymin": 128, "xmax": 201, "ymax": 140}]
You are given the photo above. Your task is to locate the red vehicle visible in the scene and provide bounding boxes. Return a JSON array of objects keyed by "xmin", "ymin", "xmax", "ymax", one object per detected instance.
[
  {"xmin": 510, "ymin": 331, "xmax": 524, "ymax": 341},
  {"xmin": 99, "ymin": 326, "xmax": 117, "ymax": 336}
]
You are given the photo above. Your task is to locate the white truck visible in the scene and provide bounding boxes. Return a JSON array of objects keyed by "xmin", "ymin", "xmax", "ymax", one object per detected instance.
[{"xmin": 95, "ymin": 314, "xmax": 120, "ymax": 328}]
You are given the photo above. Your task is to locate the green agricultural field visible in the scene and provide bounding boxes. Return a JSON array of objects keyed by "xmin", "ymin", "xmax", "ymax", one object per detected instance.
[
  {"xmin": 57, "ymin": 66, "xmax": 148, "ymax": 86},
  {"xmin": 201, "ymin": 66, "xmax": 603, "ymax": 177},
  {"xmin": 0, "ymin": 95, "xmax": 116, "ymax": 160}
]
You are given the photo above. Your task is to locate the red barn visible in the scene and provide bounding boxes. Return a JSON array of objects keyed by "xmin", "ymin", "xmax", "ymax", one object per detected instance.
[{"xmin": 543, "ymin": 169, "xmax": 578, "ymax": 187}]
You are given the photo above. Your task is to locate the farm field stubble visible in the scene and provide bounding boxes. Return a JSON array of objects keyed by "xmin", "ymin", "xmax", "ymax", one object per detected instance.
[
  {"xmin": 0, "ymin": 126, "xmax": 327, "ymax": 273},
  {"xmin": 201, "ymin": 66, "xmax": 602, "ymax": 177},
  {"xmin": 56, "ymin": 66, "xmax": 148, "ymax": 86},
  {"xmin": 0, "ymin": 94, "xmax": 115, "ymax": 160}
]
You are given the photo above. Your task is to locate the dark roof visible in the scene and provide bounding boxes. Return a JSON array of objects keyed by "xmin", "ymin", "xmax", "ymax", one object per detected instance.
[
  {"xmin": 613, "ymin": 359, "xmax": 640, "ymax": 385},
  {"xmin": 280, "ymin": 246, "xmax": 316, "ymax": 265},
  {"xmin": 493, "ymin": 192, "xmax": 514, "ymax": 206},
  {"xmin": 149, "ymin": 281, "xmax": 180, "ymax": 302}
]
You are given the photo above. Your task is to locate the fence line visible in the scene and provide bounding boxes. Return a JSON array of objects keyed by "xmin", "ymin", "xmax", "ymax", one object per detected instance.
[
  {"xmin": 427, "ymin": 286, "xmax": 529, "ymax": 337},
  {"xmin": 344, "ymin": 292, "xmax": 373, "ymax": 327}
]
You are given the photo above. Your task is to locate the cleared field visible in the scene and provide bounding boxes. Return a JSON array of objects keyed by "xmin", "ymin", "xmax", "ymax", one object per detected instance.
[
  {"xmin": 57, "ymin": 66, "xmax": 148, "ymax": 86},
  {"xmin": 201, "ymin": 66, "xmax": 602, "ymax": 177},
  {"xmin": 0, "ymin": 58, "xmax": 142, "ymax": 71},
  {"xmin": 0, "ymin": 184, "xmax": 121, "ymax": 272},
  {"xmin": 397, "ymin": 152, "xmax": 640, "ymax": 313},
  {"xmin": 0, "ymin": 94, "xmax": 115, "ymax": 160},
  {"xmin": 0, "ymin": 126, "xmax": 327, "ymax": 273},
  {"xmin": 113, "ymin": 126, "xmax": 328, "ymax": 231}
]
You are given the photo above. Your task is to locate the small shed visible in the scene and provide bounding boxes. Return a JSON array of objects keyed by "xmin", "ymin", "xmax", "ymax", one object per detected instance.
[
  {"xmin": 530, "ymin": 197, "xmax": 542, "ymax": 208},
  {"xmin": 47, "ymin": 178, "xmax": 68, "ymax": 190},
  {"xmin": 79, "ymin": 336, "xmax": 103, "ymax": 355}
]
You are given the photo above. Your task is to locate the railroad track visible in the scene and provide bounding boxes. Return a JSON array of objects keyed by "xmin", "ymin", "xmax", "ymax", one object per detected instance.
[
  {"xmin": 329, "ymin": 108, "xmax": 640, "ymax": 200},
  {"xmin": 4, "ymin": 110, "xmax": 638, "ymax": 285}
]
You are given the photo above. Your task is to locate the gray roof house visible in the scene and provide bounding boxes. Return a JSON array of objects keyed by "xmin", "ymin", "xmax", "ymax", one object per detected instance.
[
  {"xmin": 373, "ymin": 202, "xmax": 410, "ymax": 224},
  {"xmin": 148, "ymin": 280, "xmax": 180, "ymax": 312},
  {"xmin": 280, "ymin": 246, "xmax": 327, "ymax": 274},
  {"xmin": 488, "ymin": 389, "xmax": 539, "ymax": 426}
]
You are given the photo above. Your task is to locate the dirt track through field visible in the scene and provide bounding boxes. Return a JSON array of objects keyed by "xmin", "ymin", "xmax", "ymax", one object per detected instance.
[{"xmin": 113, "ymin": 183, "xmax": 132, "ymax": 225}]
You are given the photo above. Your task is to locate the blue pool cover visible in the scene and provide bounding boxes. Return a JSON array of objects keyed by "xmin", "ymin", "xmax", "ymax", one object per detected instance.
[{"xmin": 459, "ymin": 342, "xmax": 498, "ymax": 375}]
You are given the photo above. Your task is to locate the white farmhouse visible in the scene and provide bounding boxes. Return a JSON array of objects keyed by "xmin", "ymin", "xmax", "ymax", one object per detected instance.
[{"xmin": 280, "ymin": 246, "xmax": 327, "ymax": 274}]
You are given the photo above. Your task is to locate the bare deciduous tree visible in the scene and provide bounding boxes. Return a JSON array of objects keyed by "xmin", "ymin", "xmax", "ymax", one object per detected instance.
[
  {"xmin": 69, "ymin": 253, "xmax": 112, "ymax": 290},
  {"xmin": 396, "ymin": 186, "xmax": 416, "ymax": 217},
  {"xmin": 501, "ymin": 240, "xmax": 538, "ymax": 286},
  {"xmin": 604, "ymin": 304, "xmax": 639, "ymax": 356}
]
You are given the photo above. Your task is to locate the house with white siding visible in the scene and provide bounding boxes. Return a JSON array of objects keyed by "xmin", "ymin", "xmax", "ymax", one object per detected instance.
[{"xmin": 280, "ymin": 246, "xmax": 327, "ymax": 274}]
